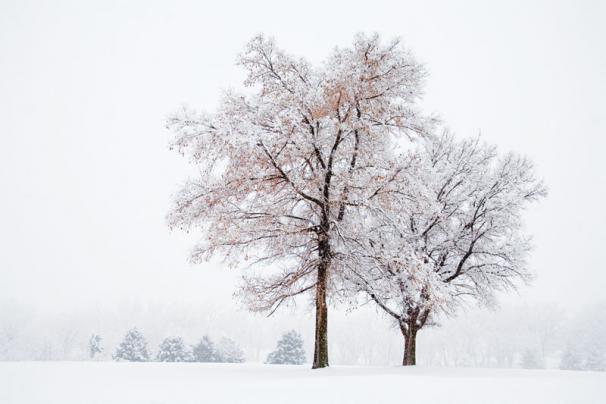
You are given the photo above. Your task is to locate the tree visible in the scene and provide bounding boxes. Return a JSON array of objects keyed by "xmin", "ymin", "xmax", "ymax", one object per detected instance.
[
  {"xmin": 266, "ymin": 330, "xmax": 306, "ymax": 365},
  {"xmin": 216, "ymin": 337, "xmax": 245, "ymax": 363},
  {"xmin": 559, "ymin": 302, "xmax": 606, "ymax": 371},
  {"xmin": 88, "ymin": 333, "xmax": 103, "ymax": 360},
  {"xmin": 584, "ymin": 343, "xmax": 606, "ymax": 371},
  {"xmin": 191, "ymin": 335, "xmax": 222, "ymax": 362},
  {"xmin": 113, "ymin": 327, "xmax": 150, "ymax": 362},
  {"xmin": 167, "ymin": 33, "xmax": 432, "ymax": 368},
  {"xmin": 156, "ymin": 337, "xmax": 189, "ymax": 362},
  {"xmin": 560, "ymin": 343, "xmax": 583, "ymax": 370},
  {"xmin": 344, "ymin": 133, "xmax": 546, "ymax": 365}
]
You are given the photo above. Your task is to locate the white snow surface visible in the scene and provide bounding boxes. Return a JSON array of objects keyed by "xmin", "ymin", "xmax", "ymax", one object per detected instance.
[{"xmin": 1, "ymin": 361, "xmax": 603, "ymax": 404}]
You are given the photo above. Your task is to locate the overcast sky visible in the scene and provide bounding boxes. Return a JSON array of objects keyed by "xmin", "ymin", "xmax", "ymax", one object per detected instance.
[{"xmin": 1, "ymin": 0, "xmax": 604, "ymax": 315}]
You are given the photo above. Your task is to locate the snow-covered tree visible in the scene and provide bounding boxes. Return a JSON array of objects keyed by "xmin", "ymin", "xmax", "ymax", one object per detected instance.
[
  {"xmin": 88, "ymin": 333, "xmax": 103, "ymax": 360},
  {"xmin": 559, "ymin": 342, "xmax": 606, "ymax": 371},
  {"xmin": 167, "ymin": 33, "xmax": 432, "ymax": 368},
  {"xmin": 113, "ymin": 327, "xmax": 150, "ymax": 362},
  {"xmin": 266, "ymin": 330, "xmax": 305, "ymax": 365},
  {"xmin": 216, "ymin": 337, "xmax": 245, "ymax": 363},
  {"xmin": 156, "ymin": 337, "xmax": 189, "ymax": 362},
  {"xmin": 191, "ymin": 335, "xmax": 222, "ymax": 362},
  {"xmin": 344, "ymin": 133, "xmax": 546, "ymax": 365},
  {"xmin": 559, "ymin": 302, "xmax": 606, "ymax": 371},
  {"xmin": 560, "ymin": 344, "xmax": 584, "ymax": 370},
  {"xmin": 584, "ymin": 346, "xmax": 606, "ymax": 371}
]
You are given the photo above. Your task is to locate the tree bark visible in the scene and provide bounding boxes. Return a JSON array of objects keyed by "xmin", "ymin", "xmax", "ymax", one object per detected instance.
[
  {"xmin": 400, "ymin": 321, "xmax": 418, "ymax": 366},
  {"xmin": 312, "ymin": 233, "xmax": 330, "ymax": 369},
  {"xmin": 312, "ymin": 263, "xmax": 329, "ymax": 368}
]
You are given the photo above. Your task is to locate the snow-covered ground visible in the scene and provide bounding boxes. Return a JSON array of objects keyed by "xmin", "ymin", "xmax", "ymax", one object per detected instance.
[{"xmin": 1, "ymin": 362, "xmax": 603, "ymax": 404}]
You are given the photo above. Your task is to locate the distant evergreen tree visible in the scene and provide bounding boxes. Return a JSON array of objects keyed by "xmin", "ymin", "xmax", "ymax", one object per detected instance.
[
  {"xmin": 113, "ymin": 327, "xmax": 150, "ymax": 362},
  {"xmin": 156, "ymin": 337, "xmax": 189, "ymax": 362},
  {"xmin": 560, "ymin": 344, "xmax": 584, "ymax": 370},
  {"xmin": 584, "ymin": 344, "xmax": 606, "ymax": 371},
  {"xmin": 88, "ymin": 333, "xmax": 103, "ymax": 359},
  {"xmin": 191, "ymin": 336, "xmax": 222, "ymax": 362},
  {"xmin": 216, "ymin": 337, "xmax": 245, "ymax": 363},
  {"xmin": 266, "ymin": 330, "xmax": 305, "ymax": 365}
]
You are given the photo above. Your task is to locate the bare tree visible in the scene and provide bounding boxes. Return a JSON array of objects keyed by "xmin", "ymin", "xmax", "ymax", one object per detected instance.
[
  {"xmin": 167, "ymin": 33, "xmax": 431, "ymax": 368},
  {"xmin": 345, "ymin": 133, "xmax": 546, "ymax": 365}
]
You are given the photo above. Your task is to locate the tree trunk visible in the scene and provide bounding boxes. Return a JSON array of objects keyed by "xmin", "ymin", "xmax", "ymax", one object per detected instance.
[
  {"xmin": 312, "ymin": 233, "xmax": 330, "ymax": 369},
  {"xmin": 400, "ymin": 321, "xmax": 418, "ymax": 366}
]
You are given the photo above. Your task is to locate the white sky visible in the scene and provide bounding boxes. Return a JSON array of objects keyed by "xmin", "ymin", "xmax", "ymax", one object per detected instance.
[{"xmin": 0, "ymin": 0, "xmax": 604, "ymax": 314}]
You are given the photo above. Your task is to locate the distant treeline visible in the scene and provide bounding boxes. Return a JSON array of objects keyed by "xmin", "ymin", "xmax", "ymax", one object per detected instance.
[{"xmin": 90, "ymin": 328, "xmax": 305, "ymax": 365}]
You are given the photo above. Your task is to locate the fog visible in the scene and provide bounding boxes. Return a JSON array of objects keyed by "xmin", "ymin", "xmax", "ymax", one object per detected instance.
[{"xmin": 1, "ymin": 0, "xmax": 604, "ymax": 366}]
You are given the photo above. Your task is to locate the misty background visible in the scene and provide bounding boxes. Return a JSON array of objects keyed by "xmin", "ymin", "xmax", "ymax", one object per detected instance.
[{"xmin": 1, "ymin": 0, "xmax": 604, "ymax": 366}]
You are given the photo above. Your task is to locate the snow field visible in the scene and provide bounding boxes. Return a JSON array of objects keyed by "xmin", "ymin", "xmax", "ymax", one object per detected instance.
[{"xmin": 1, "ymin": 361, "xmax": 603, "ymax": 404}]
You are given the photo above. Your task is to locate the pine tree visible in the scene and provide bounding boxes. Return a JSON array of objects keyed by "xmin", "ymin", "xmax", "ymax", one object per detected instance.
[
  {"xmin": 191, "ymin": 336, "xmax": 222, "ymax": 362},
  {"xmin": 113, "ymin": 327, "xmax": 150, "ymax": 362},
  {"xmin": 156, "ymin": 337, "xmax": 189, "ymax": 362},
  {"xmin": 266, "ymin": 330, "xmax": 305, "ymax": 365},
  {"xmin": 88, "ymin": 333, "xmax": 103, "ymax": 359},
  {"xmin": 216, "ymin": 337, "xmax": 245, "ymax": 363}
]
